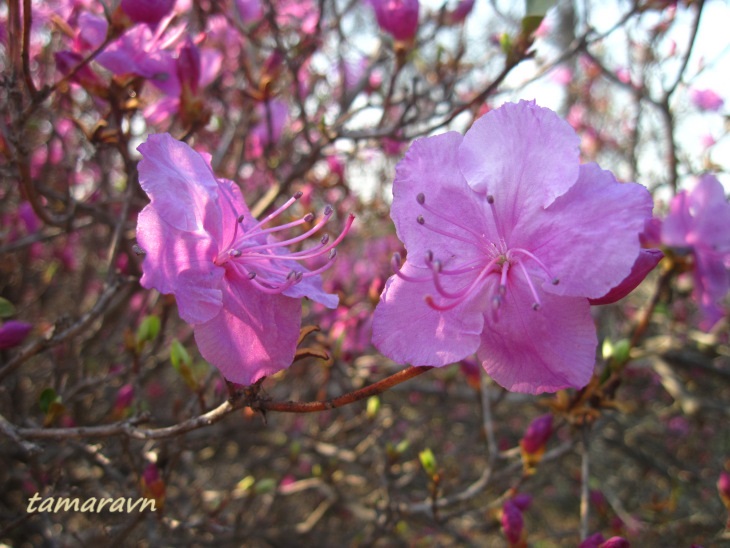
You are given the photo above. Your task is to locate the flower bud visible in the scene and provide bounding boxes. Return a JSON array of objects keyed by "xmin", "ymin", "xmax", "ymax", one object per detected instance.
[
  {"xmin": 370, "ymin": 0, "xmax": 419, "ymax": 42},
  {"xmin": 0, "ymin": 321, "xmax": 32, "ymax": 350},
  {"xmin": 718, "ymin": 471, "xmax": 730, "ymax": 509},
  {"xmin": 121, "ymin": 0, "xmax": 176, "ymax": 26},
  {"xmin": 501, "ymin": 500, "xmax": 524, "ymax": 545},
  {"xmin": 520, "ymin": 414, "xmax": 553, "ymax": 454}
]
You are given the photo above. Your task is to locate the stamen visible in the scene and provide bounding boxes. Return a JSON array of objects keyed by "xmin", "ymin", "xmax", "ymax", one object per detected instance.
[
  {"xmin": 240, "ymin": 206, "xmax": 333, "ymax": 253},
  {"xmin": 499, "ymin": 261, "xmax": 509, "ymax": 294},
  {"xmin": 425, "ymin": 260, "xmax": 496, "ymax": 311},
  {"xmin": 392, "ymin": 253, "xmax": 431, "ymax": 283},
  {"xmin": 508, "ymin": 247, "xmax": 558, "ymax": 283},
  {"xmin": 416, "ymin": 193, "xmax": 489, "ymax": 245},
  {"xmin": 417, "ymin": 216, "xmax": 486, "ymax": 248},
  {"xmin": 243, "ymin": 191, "xmax": 303, "ymax": 235},
  {"xmin": 516, "ymin": 260, "xmax": 542, "ymax": 311}
]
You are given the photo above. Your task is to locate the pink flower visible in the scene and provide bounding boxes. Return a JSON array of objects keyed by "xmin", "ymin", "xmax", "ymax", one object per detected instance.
[
  {"xmin": 690, "ymin": 88, "xmax": 724, "ymax": 112},
  {"xmin": 135, "ymin": 133, "xmax": 353, "ymax": 385},
  {"xmin": 447, "ymin": 0, "xmax": 475, "ymax": 24},
  {"xmin": 0, "ymin": 321, "xmax": 33, "ymax": 349},
  {"xmin": 372, "ymin": 101, "xmax": 653, "ymax": 394},
  {"xmin": 589, "ymin": 248, "xmax": 664, "ymax": 305},
  {"xmin": 121, "ymin": 0, "xmax": 176, "ymax": 26},
  {"xmin": 247, "ymin": 100, "xmax": 289, "ymax": 159},
  {"xmin": 718, "ymin": 470, "xmax": 730, "ymax": 508},
  {"xmin": 661, "ymin": 173, "xmax": 730, "ymax": 330},
  {"xmin": 370, "ymin": 0, "xmax": 419, "ymax": 42}
]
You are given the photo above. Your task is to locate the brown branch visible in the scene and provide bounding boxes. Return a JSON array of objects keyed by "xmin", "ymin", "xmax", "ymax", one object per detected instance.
[
  {"xmin": 11, "ymin": 366, "xmax": 434, "ymax": 441},
  {"xmin": 257, "ymin": 365, "xmax": 433, "ymax": 413}
]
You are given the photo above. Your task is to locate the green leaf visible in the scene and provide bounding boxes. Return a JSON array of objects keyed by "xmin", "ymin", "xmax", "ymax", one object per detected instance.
[
  {"xmin": 521, "ymin": 14, "xmax": 545, "ymax": 37},
  {"xmin": 136, "ymin": 315, "xmax": 161, "ymax": 347},
  {"xmin": 170, "ymin": 339, "xmax": 192, "ymax": 370},
  {"xmin": 0, "ymin": 297, "xmax": 16, "ymax": 318},
  {"xmin": 419, "ymin": 448, "xmax": 437, "ymax": 477},
  {"xmin": 39, "ymin": 388, "xmax": 61, "ymax": 414},
  {"xmin": 254, "ymin": 478, "xmax": 277, "ymax": 495},
  {"xmin": 366, "ymin": 396, "xmax": 380, "ymax": 419}
]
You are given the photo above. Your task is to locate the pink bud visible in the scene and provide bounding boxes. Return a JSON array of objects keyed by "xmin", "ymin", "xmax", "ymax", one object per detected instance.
[
  {"xmin": 579, "ymin": 533, "xmax": 605, "ymax": 548},
  {"xmin": 511, "ymin": 493, "xmax": 533, "ymax": 511},
  {"xmin": 521, "ymin": 414, "xmax": 553, "ymax": 454},
  {"xmin": 718, "ymin": 471, "xmax": 730, "ymax": 500},
  {"xmin": 121, "ymin": 0, "xmax": 176, "ymax": 26},
  {"xmin": 0, "ymin": 321, "xmax": 32, "ymax": 350},
  {"xmin": 113, "ymin": 384, "xmax": 135, "ymax": 412},
  {"xmin": 370, "ymin": 0, "xmax": 419, "ymax": 42},
  {"xmin": 690, "ymin": 88, "xmax": 724, "ymax": 112},
  {"xmin": 501, "ymin": 500, "xmax": 524, "ymax": 544},
  {"xmin": 600, "ymin": 537, "xmax": 629, "ymax": 548}
]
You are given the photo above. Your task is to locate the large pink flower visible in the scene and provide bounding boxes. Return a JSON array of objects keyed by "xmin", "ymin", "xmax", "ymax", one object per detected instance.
[
  {"xmin": 372, "ymin": 101, "xmax": 653, "ymax": 394},
  {"xmin": 661, "ymin": 173, "xmax": 730, "ymax": 330},
  {"xmin": 136, "ymin": 133, "xmax": 353, "ymax": 385}
]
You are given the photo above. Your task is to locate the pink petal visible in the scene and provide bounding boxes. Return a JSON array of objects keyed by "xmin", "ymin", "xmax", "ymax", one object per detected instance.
[
  {"xmin": 137, "ymin": 133, "xmax": 222, "ymax": 235},
  {"xmin": 136, "ymin": 210, "xmax": 223, "ymax": 324},
  {"xmin": 589, "ymin": 248, "xmax": 664, "ymax": 305},
  {"xmin": 518, "ymin": 163, "xmax": 653, "ymax": 299},
  {"xmin": 194, "ymin": 274, "xmax": 301, "ymax": 385},
  {"xmin": 389, "ymin": 131, "xmax": 492, "ymax": 263},
  {"xmin": 458, "ymin": 100, "xmax": 580, "ymax": 240},
  {"xmin": 372, "ymin": 261, "xmax": 484, "ymax": 366},
  {"xmin": 478, "ymin": 275, "xmax": 596, "ymax": 394}
]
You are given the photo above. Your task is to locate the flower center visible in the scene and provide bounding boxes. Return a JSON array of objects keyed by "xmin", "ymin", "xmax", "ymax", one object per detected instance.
[
  {"xmin": 391, "ymin": 192, "xmax": 559, "ymax": 320},
  {"xmin": 215, "ymin": 191, "xmax": 354, "ymax": 295}
]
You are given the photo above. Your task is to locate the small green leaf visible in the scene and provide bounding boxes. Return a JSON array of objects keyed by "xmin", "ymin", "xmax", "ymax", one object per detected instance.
[
  {"xmin": 0, "ymin": 297, "xmax": 16, "ymax": 318},
  {"xmin": 611, "ymin": 339, "xmax": 631, "ymax": 366},
  {"xmin": 521, "ymin": 14, "xmax": 544, "ymax": 37},
  {"xmin": 136, "ymin": 315, "xmax": 161, "ymax": 347},
  {"xmin": 254, "ymin": 478, "xmax": 277, "ymax": 494},
  {"xmin": 366, "ymin": 396, "xmax": 380, "ymax": 419},
  {"xmin": 170, "ymin": 339, "xmax": 192, "ymax": 370},
  {"xmin": 39, "ymin": 388, "xmax": 61, "ymax": 414},
  {"xmin": 419, "ymin": 448, "xmax": 437, "ymax": 477}
]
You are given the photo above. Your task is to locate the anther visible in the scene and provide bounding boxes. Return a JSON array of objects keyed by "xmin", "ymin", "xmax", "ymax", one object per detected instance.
[
  {"xmin": 323, "ymin": 205, "xmax": 333, "ymax": 216},
  {"xmin": 229, "ymin": 249, "xmax": 242, "ymax": 257},
  {"xmin": 425, "ymin": 250, "xmax": 433, "ymax": 263},
  {"xmin": 293, "ymin": 191, "xmax": 303, "ymax": 199},
  {"xmin": 303, "ymin": 212, "xmax": 314, "ymax": 222},
  {"xmin": 328, "ymin": 248, "xmax": 337, "ymax": 259},
  {"xmin": 416, "ymin": 193, "xmax": 425, "ymax": 205},
  {"xmin": 417, "ymin": 215, "xmax": 425, "ymax": 225},
  {"xmin": 486, "ymin": 194, "xmax": 495, "ymax": 204},
  {"xmin": 532, "ymin": 303, "xmax": 540, "ymax": 311},
  {"xmin": 392, "ymin": 252, "xmax": 403, "ymax": 270},
  {"xmin": 552, "ymin": 278, "xmax": 560, "ymax": 285},
  {"xmin": 248, "ymin": 271, "xmax": 257, "ymax": 279},
  {"xmin": 237, "ymin": 214, "xmax": 245, "ymax": 223},
  {"xmin": 321, "ymin": 234, "xmax": 330, "ymax": 245}
]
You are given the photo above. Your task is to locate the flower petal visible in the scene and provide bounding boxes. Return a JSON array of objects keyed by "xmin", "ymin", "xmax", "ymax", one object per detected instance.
[
  {"xmin": 458, "ymin": 100, "xmax": 580, "ymax": 240},
  {"xmin": 372, "ymin": 261, "xmax": 484, "ymax": 366},
  {"xmin": 137, "ymin": 133, "xmax": 221, "ymax": 234},
  {"xmin": 194, "ymin": 274, "xmax": 301, "ymax": 385},
  {"xmin": 589, "ymin": 248, "xmax": 664, "ymax": 305},
  {"xmin": 516, "ymin": 163, "xmax": 653, "ymax": 299},
  {"xmin": 137, "ymin": 205, "xmax": 220, "ymax": 299},
  {"xmin": 478, "ymin": 276, "xmax": 596, "ymax": 394},
  {"xmin": 390, "ymin": 131, "xmax": 493, "ymax": 263}
]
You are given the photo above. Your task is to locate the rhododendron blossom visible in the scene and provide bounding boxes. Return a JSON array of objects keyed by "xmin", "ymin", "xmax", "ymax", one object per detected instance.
[
  {"xmin": 136, "ymin": 133, "xmax": 353, "ymax": 385},
  {"xmin": 372, "ymin": 101, "xmax": 654, "ymax": 394},
  {"xmin": 661, "ymin": 173, "xmax": 730, "ymax": 330}
]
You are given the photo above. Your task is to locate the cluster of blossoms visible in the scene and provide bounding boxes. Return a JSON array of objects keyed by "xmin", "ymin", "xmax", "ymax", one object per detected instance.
[{"xmin": 136, "ymin": 102, "xmax": 728, "ymax": 394}]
